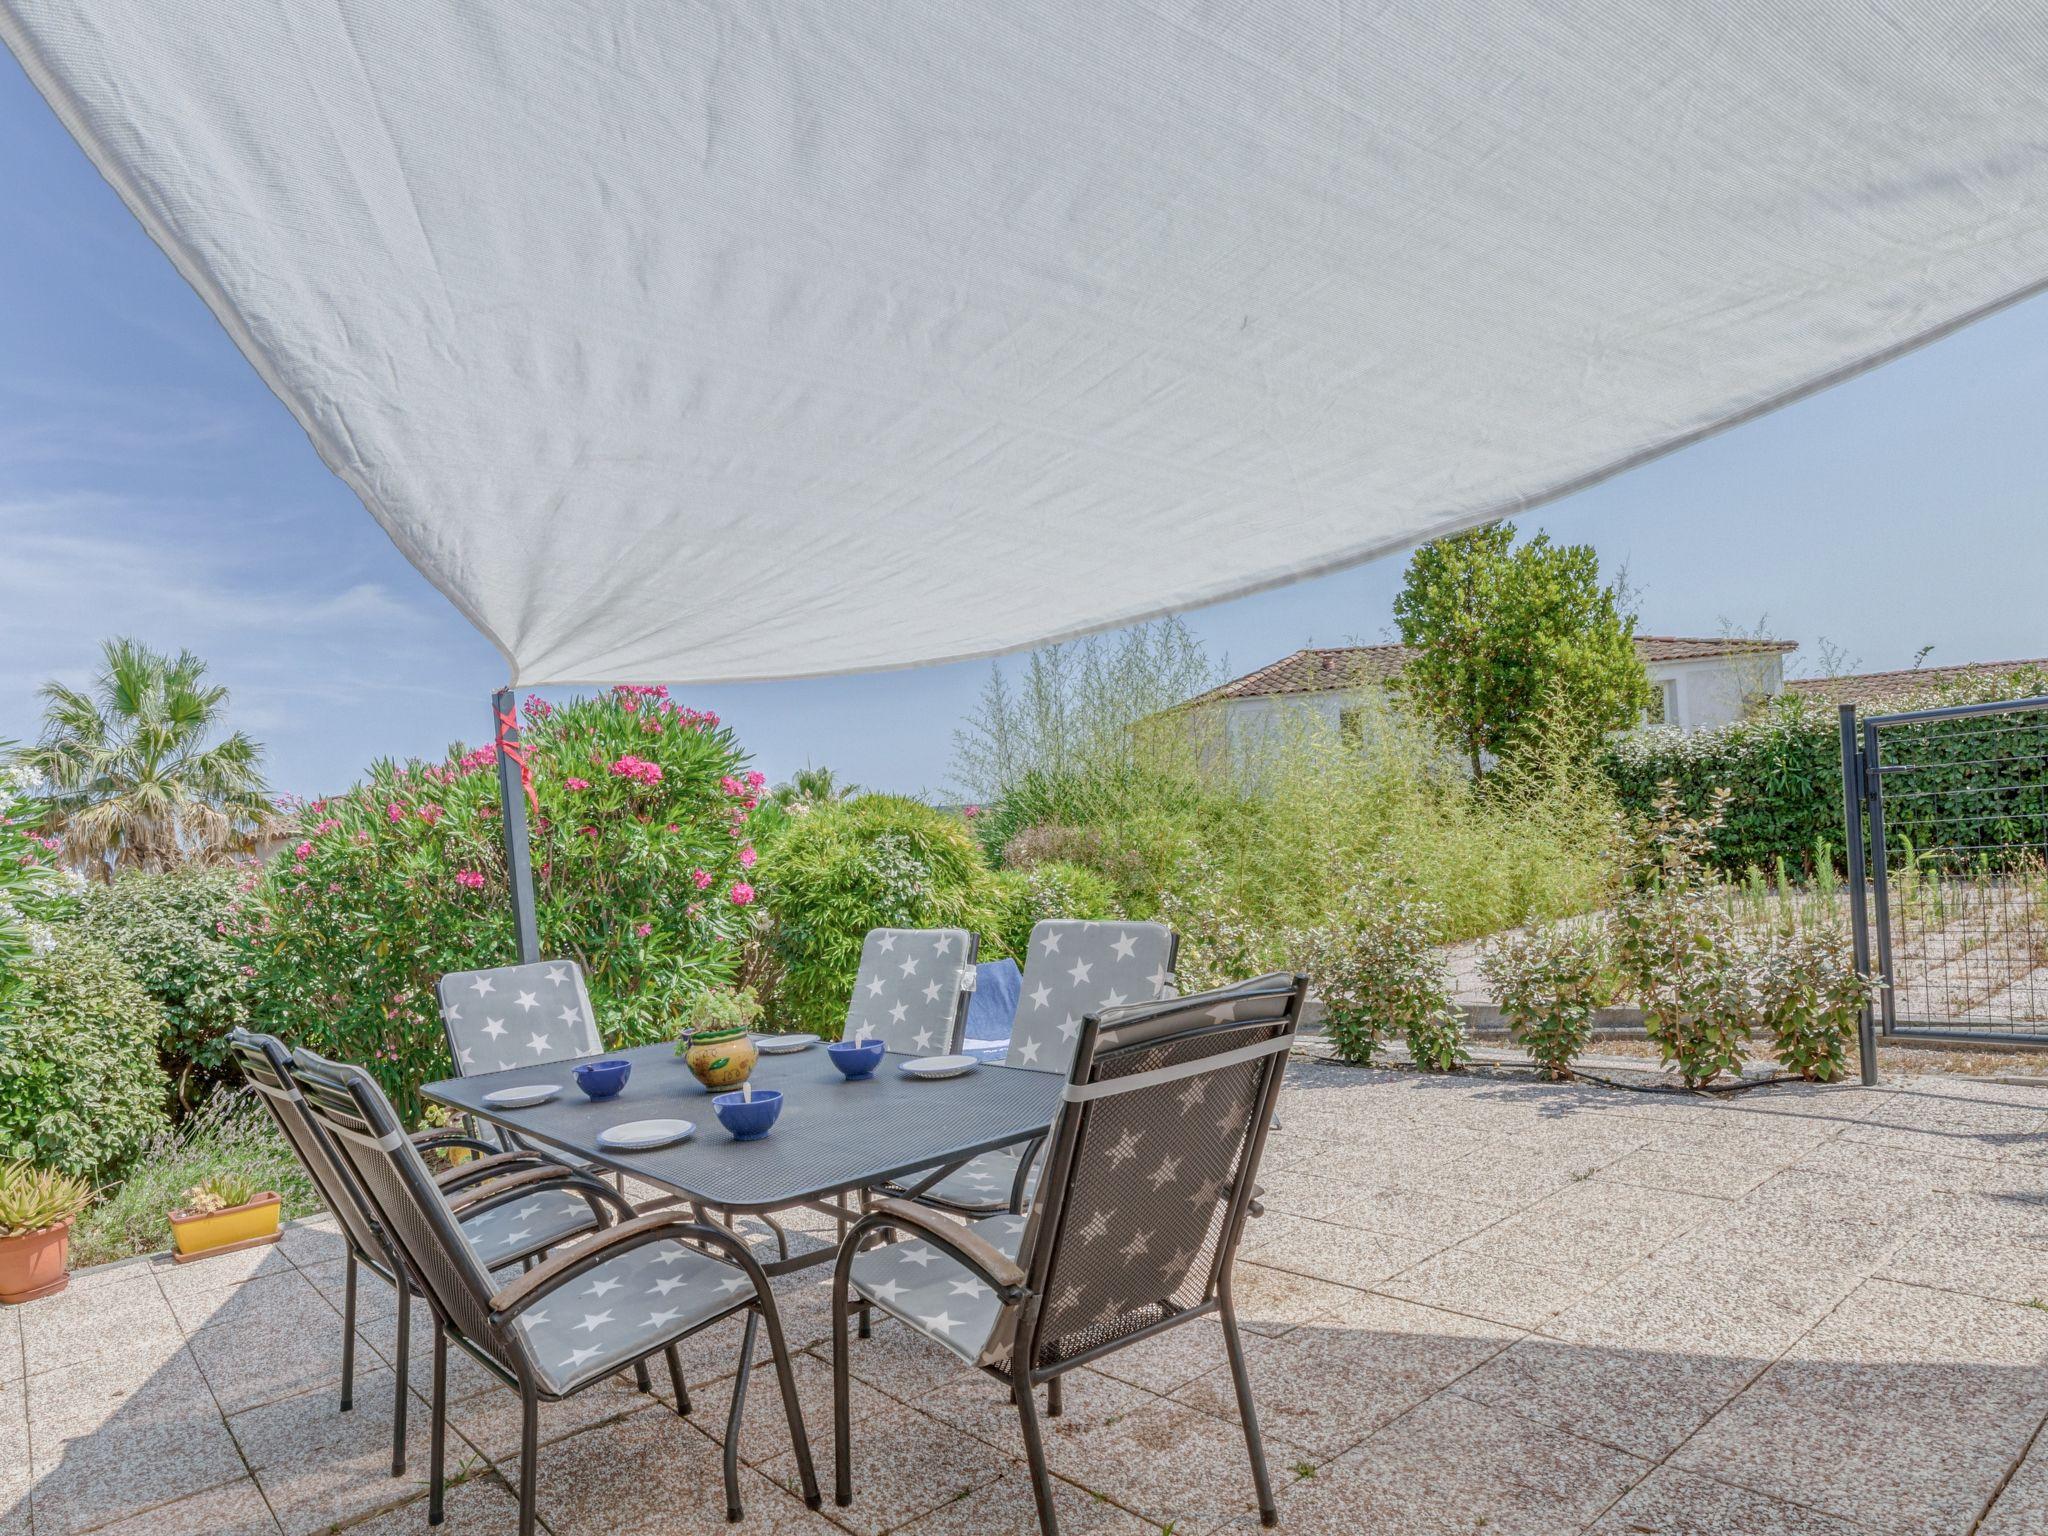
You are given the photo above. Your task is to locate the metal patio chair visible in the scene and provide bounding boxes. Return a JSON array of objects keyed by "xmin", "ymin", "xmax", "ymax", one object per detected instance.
[
  {"xmin": 841, "ymin": 926, "xmax": 979, "ymax": 1055},
  {"xmin": 291, "ymin": 1047, "xmax": 820, "ymax": 1532},
  {"xmin": 901, "ymin": 920, "xmax": 1178, "ymax": 1216},
  {"xmin": 228, "ymin": 1029, "xmax": 604, "ymax": 1478},
  {"xmin": 832, "ymin": 972, "xmax": 1302, "ymax": 1536}
]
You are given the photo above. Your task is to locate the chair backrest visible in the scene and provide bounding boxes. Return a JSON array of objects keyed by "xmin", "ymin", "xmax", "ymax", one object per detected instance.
[
  {"xmin": 843, "ymin": 927, "xmax": 979, "ymax": 1055},
  {"xmin": 1013, "ymin": 972, "xmax": 1301, "ymax": 1374},
  {"xmin": 226, "ymin": 1028, "xmax": 391, "ymax": 1270},
  {"xmin": 437, "ymin": 959, "xmax": 603, "ymax": 1076},
  {"xmin": 1006, "ymin": 921, "xmax": 1178, "ymax": 1073},
  {"xmin": 291, "ymin": 1047, "xmax": 505, "ymax": 1352}
]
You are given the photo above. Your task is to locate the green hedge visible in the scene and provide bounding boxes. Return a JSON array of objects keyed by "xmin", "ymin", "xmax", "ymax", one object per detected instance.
[
  {"xmin": 991, "ymin": 860, "xmax": 1117, "ymax": 958},
  {"xmin": 0, "ymin": 935, "xmax": 171, "ymax": 1179},
  {"xmin": 1600, "ymin": 668, "xmax": 2048, "ymax": 877},
  {"xmin": 761, "ymin": 795, "xmax": 1008, "ymax": 1036},
  {"xmin": 68, "ymin": 866, "xmax": 255, "ymax": 1111}
]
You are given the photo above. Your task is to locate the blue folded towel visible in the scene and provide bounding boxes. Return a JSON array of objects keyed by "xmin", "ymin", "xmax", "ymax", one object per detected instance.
[{"xmin": 962, "ymin": 957, "xmax": 1022, "ymax": 1058}]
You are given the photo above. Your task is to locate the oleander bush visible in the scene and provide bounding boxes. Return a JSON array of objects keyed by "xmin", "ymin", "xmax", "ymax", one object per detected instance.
[
  {"xmin": 244, "ymin": 688, "xmax": 763, "ymax": 1110},
  {"xmin": 66, "ymin": 865, "xmax": 255, "ymax": 1111},
  {"xmin": 760, "ymin": 794, "xmax": 1009, "ymax": 1036},
  {"xmin": 1752, "ymin": 924, "xmax": 1877, "ymax": 1082},
  {"xmin": 0, "ymin": 935, "xmax": 171, "ymax": 1179},
  {"xmin": 992, "ymin": 859, "xmax": 1118, "ymax": 958},
  {"xmin": 71, "ymin": 1088, "xmax": 321, "ymax": 1267},
  {"xmin": 1480, "ymin": 920, "xmax": 1610, "ymax": 1079}
]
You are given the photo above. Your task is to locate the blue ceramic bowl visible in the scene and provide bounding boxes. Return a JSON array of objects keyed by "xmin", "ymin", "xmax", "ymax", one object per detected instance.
[
  {"xmin": 572, "ymin": 1058, "xmax": 632, "ymax": 1100},
  {"xmin": 712, "ymin": 1088, "xmax": 783, "ymax": 1141},
  {"xmin": 826, "ymin": 1038, "xmax": 887, "ymax": 1081}
]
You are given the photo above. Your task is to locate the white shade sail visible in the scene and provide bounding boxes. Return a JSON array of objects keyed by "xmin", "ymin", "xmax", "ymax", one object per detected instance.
[{"xmin": 6, "ymin": 2, "xmax": 2046, "ymax": 685}]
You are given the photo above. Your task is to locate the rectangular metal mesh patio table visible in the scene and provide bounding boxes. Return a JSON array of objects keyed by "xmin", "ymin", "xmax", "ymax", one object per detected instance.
[{"xmin": 420, "ymin": 1040, "xmax": 1061, "ymax": 1269}]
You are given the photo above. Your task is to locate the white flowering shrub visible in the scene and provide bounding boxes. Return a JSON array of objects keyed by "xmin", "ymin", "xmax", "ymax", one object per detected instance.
[
  {"xmin": 1480, "ymin": 920, "xmax": 1609, "ymax": 1079},
  {"xmin": 1287, "ymin": 867, "xmax": 1462, "ymax": 1069}
]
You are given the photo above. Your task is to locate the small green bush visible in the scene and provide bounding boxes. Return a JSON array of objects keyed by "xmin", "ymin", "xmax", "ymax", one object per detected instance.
[
  {"xmin": 992, "ymin": 860, "xmax": 1117, "ymax": 958},
  {"xmin": 761, "ymin": 795, "xmax": 1008, "ymax": 1036},
  {"xmin": 0, "ymin": 936, "xmax": 170, "ymax": 1178},
  {"xmin": 1753, "ymin": 926, "xmax": 1875, "ymax": 1082},
  {"xmin": 71, "ymin": 1088, "xmax": 321, "ymax": 1267},
  {"xmin": 67, "ymin": 865, "xmax": 256, "ymax": 1110},
  {"xmin": 1480, "ymin": 921, "xmax": 1608, "ymax": 1079},
  {"xmin": 1286, "ymin": 867, "xmax": 1460, "ymax": 1068},
  {"xmin": 0, "ymin": 760, "xmax": 73, "ymax": 1002}
]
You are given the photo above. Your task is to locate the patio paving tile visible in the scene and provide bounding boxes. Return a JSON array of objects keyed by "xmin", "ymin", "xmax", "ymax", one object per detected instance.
[
  {"xmin": 1980, "ymin": 1426, "xmax": 2048, "ymax": 1535},
  {"xmin": 1038, "ymin": 1396, "xmax": 1306, "ymax": 1534},
  {"xmin": 162, "ymin": 1264, "xmax": 331, "ymax": 1336},
  {"xmin": 50, "ymin": 1475, "xmax": 283, "ymax": 1535},
  {"xmin": 0, "ymin": 1306, "xmax": 24, "ymax": 1387},
  {"xmin": 1223, "ymin": 1260, "xmax": 1363, "ymax": 1336},
  {"xmin": 1082, "ymin": 1316, "xmax": 1236, "ymax": 1397},
  {"xmin": 893, "ymin": 1464, "xmax": 1163, "ymax": 1535},
  {"xmin": 1234, "ymin": 1209, "xmax": 1438, "ymax": 1288},
  {"xmin": 442, "ymin": 1373, "xmax": 656, "ymax": 1465},
  {"xmin": 296, "ymin": 1254, "xmax": 402, "ymax": 1322},
  {"xmin": 17, "ymin": 1274, "xmax": 182, "ymax": 1377},
  {"xmin": 1374, "ymin": 1246, "xmax": 1598, "ymax": 1330},
  {"xmin": 275, "ymin": 1215, "xmax": 348, "ymax": 1269},
  {"xmin": 667, "ymin": 1349, "xmax": 845, "ymax": 1467},
  {"xmin": 230, "ymin": 1363, "xmax": 475, "ymax": 1536},
  {"xmin": 1264, "ymin": 1178, "xmax": 1513, "ymax": 1249},
  {"xmin": 333, "ymin": 1474, "xmax": 526, "ymax": 1535},
  {"xmin": 1227, "ymin": 1389, "xmax": 1652, "ymax": 1535},
  {"xmin": 760, "ymin": 1387, "xmax": 1010, "ymax": 1536},
  {"xmin": 188, "ymin": 1290, "xmax": 357, "ymax": 1414},
  {"xmin": 1669, "ymin": 1282, "xmax": 2048, "ymax": 1533},
  {"xmin": 150, "ymin": 1243, "xmax": 299, "ymax": 1299},
  {"xmin": 914, "ymin": 1362, "xmax": 1153, "ymax": 1455},
  {"xmin": 533, "ymin": 1414, "xmax": 839, "ymax": 1533},
  {"xmin": 28, "ymin": 1377, "xmax": 248, "ymax": 1536},
  {"xmin": 26, "ymin": 1341, "xmax": 223, "ymax": 1442},
  {"xmin": 358, "ymin": 1301, "xmax": 518, "ymax": 1404},
  {"xmin": 1171, "ymin": 1293, "xmax": 1520, "ymax": 1459},
  {"xmin": 1584, "ymin": 1467, "xmax": 1876, "ymax": 1534},
  {"xmin": 1453, "ymin": 1178, "xmax": 1727, "ymax": 1280},
  {"xmin": 1, "ymin": 1377, "xmax": 29, "ymax": 1533}
]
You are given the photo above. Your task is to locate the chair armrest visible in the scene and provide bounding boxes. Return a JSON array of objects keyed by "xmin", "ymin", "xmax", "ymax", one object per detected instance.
[
  {"xmin": 433, "ymin": 1149, "xmax": 563, "ymax": 1192},
  {"xmin": 867, "ymin": 1198, "xmax": 1027, "ymax": 1291},
  {"xmin": 446, "ymin": 1163, "xmax": 631, "ymax": 1226},
  {"xmin": 486, "ymin": 1211, "xmax": 748, "ymax": 1324},
  {"xmin": 411, "ymin": 1129, "xmax": 503, "ymax": 1158}
]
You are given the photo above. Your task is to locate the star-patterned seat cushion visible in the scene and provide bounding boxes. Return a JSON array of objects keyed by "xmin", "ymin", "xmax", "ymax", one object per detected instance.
[
  {"xmin": 508, "ymin": 1237, "xmax": 756, "ymax": 1395},
  {"xmin": 910, "ymin": 1145, "xmax": 1040, "ymax": 1213},
  {"xmin": 459, "ymin": 1189, "xmax": 600, "ymax": 1269},
  {"xmin": 843, "ymin": 928, "xmax": 975, "ymax": 1056},
  {"xmin": 1008, "ymin": 921, "xmax": 1175, "ymax": 1074},
  {"xmin": 849, "ymin": 1213, "xmax": 1029, "ymax": 1369}
]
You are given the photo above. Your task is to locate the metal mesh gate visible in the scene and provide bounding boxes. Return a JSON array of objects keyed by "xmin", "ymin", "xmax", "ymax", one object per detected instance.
[{"xmin": 1844, "ymin": 696, "xmax": 2048, "ymax": 1044}]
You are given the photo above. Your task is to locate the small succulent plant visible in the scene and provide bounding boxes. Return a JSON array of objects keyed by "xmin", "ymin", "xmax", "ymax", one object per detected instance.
[{"xmin": 0, "ymin": 1160, "xmax": 95, "ymax": 1236}]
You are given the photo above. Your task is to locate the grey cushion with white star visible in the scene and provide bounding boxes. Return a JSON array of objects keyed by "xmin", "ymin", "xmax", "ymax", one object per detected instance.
[
  {"xmin": 437, "ymin": 959, "xmax": 604, "ymax": 1076},
  {"xmin": 508, "ymin": 1237, "xmax": 756, "ymax": 1395},
  {"xmin": 459, "ymin": 1189, "xmax": 600, "ymax": 1268},
  {"xmin": 909, "ymin": 1144, "xmax": 1039, "ymax": 1213},
  {"xmin": 844, "ymin": 928, "xmax": 974, "ymax": 1056},
  {"xmin": 1007, "ymin": 922, "xmax": 1174, "ymax": 1074},
  {"xmin": 849, "ymin": 1212, "xmax": 1030, "ymax": 1368}
]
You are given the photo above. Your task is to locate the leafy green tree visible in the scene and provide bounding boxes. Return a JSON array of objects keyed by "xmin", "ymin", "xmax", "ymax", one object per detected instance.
[
  {"xmin": 18, "ymin": 638, "xmax": 272, "ymax": 878},
  {"xmin": 1391, "ymin": 523, "xmax": 1648, "ymax": 777}
]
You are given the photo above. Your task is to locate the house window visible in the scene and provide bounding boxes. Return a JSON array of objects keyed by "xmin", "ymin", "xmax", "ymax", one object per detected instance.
[{"xmin": 1654, "ymin": 680, "xmax": 1679, "ymax": 728}]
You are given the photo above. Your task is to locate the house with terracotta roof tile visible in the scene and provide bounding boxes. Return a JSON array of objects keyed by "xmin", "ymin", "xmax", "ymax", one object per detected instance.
[{"xmin": 1182, "ymin": 635, "xmax": 1798, "ymax": 745}]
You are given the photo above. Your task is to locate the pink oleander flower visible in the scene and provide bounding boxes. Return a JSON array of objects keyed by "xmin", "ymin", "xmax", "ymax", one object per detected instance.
[
  {"xmin": 622, "ymin": 699, "xmax": 638, "ymax": 713},
  {"xmin": 738, "ymin": 845, "xmax": 757, "ymax": 869},
  {"xmin": 665, "ymin": 822, "xmax": 679, "ymax": 833},
  {"xmin": 745, "ymin": 770, "xmax": 765, "ymax": 790},
  {"xmin": 354, "ymin": 830, "xmax": 371, "ymax": 844},
  {"xmin": 964, "ymin": 804, "xmax": 982, "ymax": 819},
  {"xmin": 314, "ymin": 817, "xmax": 340, "ymax": 835},
  {"xmin": 718, "ymin": 775, "xmax": 742, "ymax": 797},
  {"xmin": 609, "ymin": 755, "xmax": 662, "ymax": 786},
  {"xmin": 729, "ymin": 882, "xmax": 755, "ymax": 906},
  {"xmin": 386, "ymin": 801, "xmax": 406, "ymax": 823},
  {"xmin": 454, "ymin": 869, "xmax": 486, "ymax": 890},
  {"xmin": 294, "ymin": 841, "xmax": 313, "ymax": 860},
  {"xmin": 634, "ymin": 922, "xmax": 652, "ymax": 938},
  {"xmin": 690, "ymin": 867, "xmax": 712, "ymax": 889},
  {"xmin": 419, "ymin": 804, "xmax": 444, "ymax": 825},
  {"xmin": 523, "ymin": 693, "xmax": 553, "ymax": 721},
  {"xmin": 566, "ymin": 777, "xmax": 590, "ymax": 791}
]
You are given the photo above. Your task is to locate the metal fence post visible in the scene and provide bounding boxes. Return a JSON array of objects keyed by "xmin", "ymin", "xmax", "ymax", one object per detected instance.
[
  {"xmin": 492, "ymin": 687, "xmax": 541, "ymax": 964},
  {"xmin": 1861, "ymin": 716, "xmax": 1898, "ymax": 1048},
  {"xmin": 1838, "ymin": 705, "xmax": 1877, "ymax": 1085}
]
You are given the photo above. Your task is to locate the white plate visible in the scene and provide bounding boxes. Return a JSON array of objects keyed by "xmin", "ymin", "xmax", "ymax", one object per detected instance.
[
  {"xmin": 482, "ymin": 1083, "xmax": 561, "ymax": 1108},
  {"xmin": 597, "ymin": 1118, "xmax": 695, "ymax": 1151},
  {"xmin": 753, "ymin": 1033, "xmax": 820, "ymax": 1054},
  {"xmin": 899, "ymin": 1054, "xmax": 978, "ymax": 1080}
]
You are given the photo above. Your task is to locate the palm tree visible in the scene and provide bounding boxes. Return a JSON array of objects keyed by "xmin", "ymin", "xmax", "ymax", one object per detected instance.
[
  {"xmin": 772, "ymin": 764, "xmax": 857, "ymax": 810},
  {"xmin": 17, "ymin": 638, "xmax": 273, "ymax": 878}
]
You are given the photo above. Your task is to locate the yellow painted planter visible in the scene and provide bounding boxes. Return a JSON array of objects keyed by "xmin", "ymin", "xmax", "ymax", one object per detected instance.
[{"xmin": 169, "ymin": 1192, "xmax": 282, "ymax": 1263}]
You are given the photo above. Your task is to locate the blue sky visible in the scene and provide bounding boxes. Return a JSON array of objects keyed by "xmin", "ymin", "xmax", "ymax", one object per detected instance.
[{"xmin": 3, "ymin": 56, "xmax": 2045, "ymax": 800}]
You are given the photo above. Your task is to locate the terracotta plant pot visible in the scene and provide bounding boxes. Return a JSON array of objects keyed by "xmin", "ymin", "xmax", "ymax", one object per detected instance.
[
  {"xmin": 0, "ymin": 1219, "xmax": 74, "ymax": 1304},
  {"xmin": 168, "ymin": 1192, "xmax": 282, "ymax": 1264},
  {"xmin": 679, "ymin": 1025, "xmax": 758, "ymax": 1092}
]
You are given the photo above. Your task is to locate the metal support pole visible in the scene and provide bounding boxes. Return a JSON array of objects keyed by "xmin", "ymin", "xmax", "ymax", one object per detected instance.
[
  {"xmin": 1838, "ymin": 705, "xmax": 1877, "ymax": 1086},
  {"xmin": 492, "ymin": 687, "xmax": 541, "ymax": 964},
  {"xmin": 1863, "ymin": 716, "xmax": 1899, "ymax": 1047}
]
